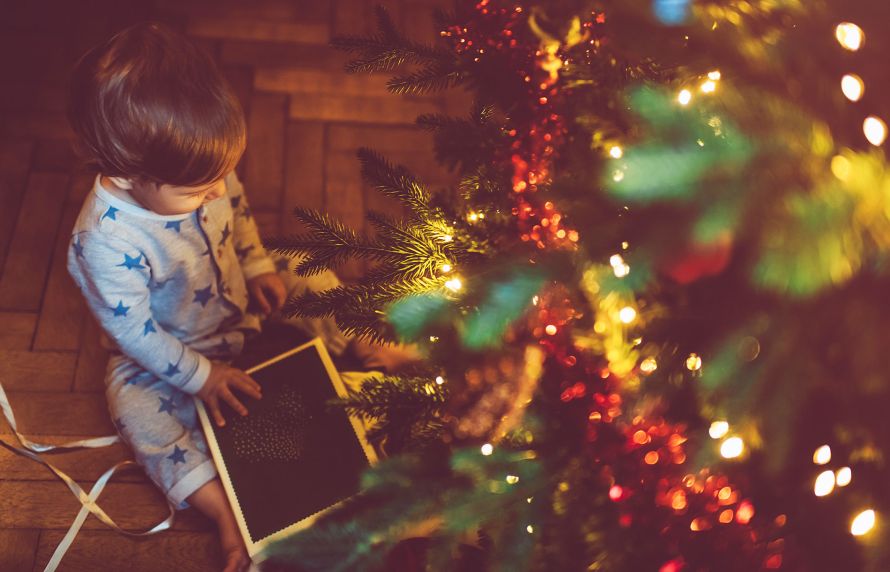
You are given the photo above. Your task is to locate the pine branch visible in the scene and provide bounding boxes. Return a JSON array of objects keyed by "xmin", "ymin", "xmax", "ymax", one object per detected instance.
[
  {"xmin": 357, "ymin": 148, "xmax": 433, "ymax": 220},
  {"xmin": 389, "ymin": 65, "xmax": 464, "ymax": 95}
]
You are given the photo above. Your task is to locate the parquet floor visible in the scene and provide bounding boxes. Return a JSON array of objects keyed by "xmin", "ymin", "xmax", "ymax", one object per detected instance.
[{"xmin": 0, "ymin": 1, "xmax": 459, "ymax": 569}]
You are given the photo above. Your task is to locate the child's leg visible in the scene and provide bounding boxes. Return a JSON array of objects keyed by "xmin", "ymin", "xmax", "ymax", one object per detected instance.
[{"xmin": 187, "ymin": 479, "xmax": 250, "ymax": 572}]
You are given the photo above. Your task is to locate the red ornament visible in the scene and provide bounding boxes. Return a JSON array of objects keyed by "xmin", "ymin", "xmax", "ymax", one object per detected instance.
[{"xmin": 663, "ymin": 232, "xmax": 733, "ymax": 284}]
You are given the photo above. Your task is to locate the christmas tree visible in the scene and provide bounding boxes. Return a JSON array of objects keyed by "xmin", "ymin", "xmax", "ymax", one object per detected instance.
[{"xmin": 262, "ymin": 1, "xmax": 890, "ymax": 569}]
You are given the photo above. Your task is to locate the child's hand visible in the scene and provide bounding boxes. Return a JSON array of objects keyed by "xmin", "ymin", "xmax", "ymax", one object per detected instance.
[
  {"xmin": 197, "ymin": 362, "xmax": 263, "ymax": 427},
  {"xmin": 247, "ymin": 272, "xmax": 286, "ymax": 316},
  {"xmin": 349, "ymin": 339, "xmax": 423, "ymax": 373}
]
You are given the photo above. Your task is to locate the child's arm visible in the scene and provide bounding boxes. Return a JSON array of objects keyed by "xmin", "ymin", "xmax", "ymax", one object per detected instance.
[
  {"xmin": 67, "ymin": 231, "xmax": 212, "ymax": 394},
  {"xmin": 224, "ymin": 171, "xmax": 276, "ymax": 280}
]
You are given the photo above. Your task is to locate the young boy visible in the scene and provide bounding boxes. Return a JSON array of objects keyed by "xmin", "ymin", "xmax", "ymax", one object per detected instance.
[{"xmin": 66, "ymin": 22, "xmax": 410, "ymax": 572}]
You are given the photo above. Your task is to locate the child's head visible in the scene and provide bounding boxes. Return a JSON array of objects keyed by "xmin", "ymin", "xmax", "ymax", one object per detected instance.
[{"xmin": 68, "ymin": 22, "xmax": 246, "ymax": 215}]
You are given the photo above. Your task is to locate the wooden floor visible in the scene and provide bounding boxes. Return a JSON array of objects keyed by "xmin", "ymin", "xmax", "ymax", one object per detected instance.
[{"xmin": 0, "ymin": 1, "xmax": 459, "ymax": 570}]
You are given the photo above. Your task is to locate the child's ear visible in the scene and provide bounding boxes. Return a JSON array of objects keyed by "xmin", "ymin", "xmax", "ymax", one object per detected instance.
[{"xmin": 108, "ymin": 176, "xmax": 134, "ymax": 190}]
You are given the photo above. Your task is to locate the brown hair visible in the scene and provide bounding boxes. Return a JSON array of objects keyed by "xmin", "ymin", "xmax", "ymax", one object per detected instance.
[{"xmin": 67, "ymin": 22, "xmax": 246, "ymax": 187}]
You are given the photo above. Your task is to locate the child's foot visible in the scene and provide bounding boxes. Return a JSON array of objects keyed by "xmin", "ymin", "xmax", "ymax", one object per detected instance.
[{"xmin": 219, "ymin": 519, "xmax": 251, "ymax": 572}]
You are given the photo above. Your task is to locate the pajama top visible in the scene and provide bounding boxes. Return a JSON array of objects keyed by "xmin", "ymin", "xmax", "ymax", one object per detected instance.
[{"xmin": 67, "ymin": 172, "xmax": 280, "ymax": 395}]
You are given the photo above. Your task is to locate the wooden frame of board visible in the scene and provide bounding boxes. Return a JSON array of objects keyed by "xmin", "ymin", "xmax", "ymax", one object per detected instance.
[{"xmin": 194, "ymin": 337, "xmax": 379, "ymax": 561}]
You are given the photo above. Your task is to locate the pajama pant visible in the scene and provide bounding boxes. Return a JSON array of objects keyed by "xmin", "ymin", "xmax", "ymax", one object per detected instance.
[{"xmin": 104, "ymin": 258, "xmax": 349, "ymax": 509}]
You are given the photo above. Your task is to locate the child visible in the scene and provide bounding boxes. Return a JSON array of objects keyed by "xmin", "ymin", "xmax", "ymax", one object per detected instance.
[{"xmin": 66, "ymin": 22, "xmax": 412, "ymax": 572}]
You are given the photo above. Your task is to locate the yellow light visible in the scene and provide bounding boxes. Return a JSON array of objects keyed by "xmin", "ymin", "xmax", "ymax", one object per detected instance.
[
  {"xmin": 709, "ymin": 421, "xmax": 729, "ymax": 439},
  {"xmin": 813, "ymin": 445, "xmax": 832, "ymax": 465},
  {"xmin": 863, "ymin": 116, "xmax": 887, "ymax": 146},
  {"xmin": 851, "ymin": 509, "xmax": 876, "ymax": 536},
  {"xmin": 506, "ymin": 475, "xmax": 520, "ymax": 484},
  {"xmin": 445, "ymin": 277, "xmax": 462, "ymax": 292},
  {"xmin": 526, "ymin": 525, "xmax": 534, "ymax": 534},
  {"xmin": 678, "ymin": 89, "xmax": 692, "ymax": 105},
  {"xmin": 640, "ymin": 357, "xmax": 658, "ymax": 374},
  {"xmin": 467, "ymin": 212, "xmax": 479, "ymax": 223},
  {"xmin": 836, "ymin": 467, "xmax": 852, "ymax": 487},
  {"xmin": 814, "ymin": 470, "xmax": 836, "ymax": 497},
  {"xmin": 831, "ymin": 155, "xmax": 852, "ymax": 181},
  {"xmin": 701, "ymin": 80, "xmax": 717, "ymax": 93},
  {"xmin": 686, "ymin": 353, "xmax": 702, "ymax": 371},
  {"xmin": 708, "ymin": 70, "xmax": 721, "ymax": 80},
  {"xmin": 545, "ymin": 324, "xmax": 558, "ymax": 336},
  {"xmin": 441, "ymin": 234, "xmax": 453, "ymax": 243},
  {"xmin": 619, "ymin": 306, "xmax": 637, "ymax": 324},
  {"xmin": 429, "ymin": 335, "xmax": 439, "ymax": 342},
  {"xmin": 841, "ymin": 74, "xmax": 864, "ymax": 102},
  {"xmin": 720, "ymin": 437, "xmax": 744, "ymax": 459},
  {"xmin": 836, "ymin": 22, "xmax": 864, "ymax": 51},
  {"xmin": 435, "ymin": 376, "xmax": 445, "ymax": 385},
  {"xmin": 440, "ymin": 263, "xmax": 452, "ymax": 273},
  {"xmin": 610, "ymin": 254, "xmax": 630, "ymax": 278},
  {"xmin": 613, "ymin": 169, "xmax": 625, "ymax": 182},
  {"xmin": 609, "ymin": 145, "xmax": 624, "ymax": 159},
  {"xmin": 481, "ymin": 443, "xmax": 493, "ymax": 456}
]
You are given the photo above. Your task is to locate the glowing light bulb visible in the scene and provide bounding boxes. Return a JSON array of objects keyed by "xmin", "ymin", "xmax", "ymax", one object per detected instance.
[
  {"xmin": 506, "ymin": 475, "xmax": 519, "ymax": 484},
  {"xmin": 831, "ymin": 155, "xmax": 852, "ymax": 181},
  {"xmin": 814, "ymin": 470, "xmax": 836, "ymax": 497},
  {"xmin": 445, "ymin": 277, "xmax": 462, "ymax": 292},
  {"xmin": 720, "ymin": 437, "xmax": 744, "ymax": 459},
  {"xmin": 678, "ymin": 89, "xmax": 692, "ymax": 105},
  {"xmin": 701, "ymin": 80, "xmax": 717, "ymax": 93},
  {"xmin": 440, "ymin": 263, "xmax": 452, "ymax": 273},
  {"xmin": 435, "ymin": 376, "xmax": 445, "ymax": 385},
  {"xmin": 813, "ymin": 445, "xmax": 832, "ymax": 465},
  {"xmin": 851, "ymin": 509, "xmax": 876, "ymax": 536},
  {"xmin": 619, "ymin": 306, "xmax": 637, "ymax": 324},
  {"xmin": 841, "ymin": 74, "xmax": 864, "ymax": 101},
  {"xmin": 440, "ymin": 234, "xmax": 453, "ymax": 243},
  {"xmin": 481, "ymin": 443, "xmax": 493, "ymax": 456},
  {"xmin": 640, "ymin": 357, "xmax": 658, "ymax": 374},
  {"xmin": 467, "ymin": 212, "xmax": 480, "ymax": 223},
  {"xmin": 545, "ymin": 324, "xmax": 558, "ymax": 335},
  {"xmin": 836, "ymin": 467, "xmax": 852, "ymax": 487},
  {"xmin": 526, "ymin": 525, "xmax": 534, "ymax": 533},
  {"xmin": 836, "ymin": 22, "xmax": 864, "ymax": 51},
  {"xmin": 686, "ymin": 353, "xmax": 702, "ymax": 371},
  {"xmin": 708, "ymin": 70, "xmax": 721, "ymax": 80},
  {"xmin": 609, "ymin": 145, "xmax": 624, "ymax": 159},
  {"xmin": 709, "ymin": 421, "xmax": 729, "ymax": 439},
  {"xmin": 863, "ymin": 116, "xmax": 887, "ymax": 146}
]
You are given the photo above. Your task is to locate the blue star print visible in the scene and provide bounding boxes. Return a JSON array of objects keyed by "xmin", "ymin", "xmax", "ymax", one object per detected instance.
[
  {"xmin": 101, "ymin": 206, "xmax": 118, "ymax": 221},
  {"xmin": 163, "ymin": 363, "xmax": 181, "ymax": 377},
  {"xmin": 193, "ymin": 284, "xmax": 214, "ymax": 307},
  {"xmin": 143, "ymin": 318, "xmax": 157, "ymax": 336},
  {"xmin": 72, "ymin": 239, "xmax": 85, "ymax": 258},
  {"xmin": 165, "ymin": 220, "xmax": 182, "ymax": 232},
  {"xmin": 240, "ymin": 206, "xmax": 252, "ymax": 220},
  {"xmin": 167, "ymin": 445, "xmax": 187, "ymax": 465},
  {"xmin": 111, "ymin": 300, "xmax": 130, "ymax": 317},
  {"xmin": 158, "ymin": 395, "xmax": 176, "ymax": 415},
  {"xmin": 117, "ymin": 253, "xmax": 145, "ymax": 270},
  {"xmin": 235, "ymin": 244, "xmax": 254, "ymax": 260},
  {"xmin": 219, "ymin": 223, "xmax": 231, "ymax": 246},
  {"xmin": 230, "ymin": 196, "xmax": 241, "ymax": 208}
]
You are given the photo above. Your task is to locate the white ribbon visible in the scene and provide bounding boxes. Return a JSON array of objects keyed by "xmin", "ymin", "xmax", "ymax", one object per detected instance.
[{"xmin": 0, "ymin": 380, "xmax": 176, "ymax": 571}]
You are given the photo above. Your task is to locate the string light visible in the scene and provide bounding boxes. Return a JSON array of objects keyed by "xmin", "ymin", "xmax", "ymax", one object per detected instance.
[
  {"xmin": 863, "ymin": 116, "xmax": 887, "ymax": 146},
  {"xmin": 709, "ymin": 421, "xmax": 729, "ymax": 439},
  {"xmin": 506, "ymin": 475, "xmax": 520, "ymax": 484},
  {"xmin": 701, "ymin": 80, "xmax": 717, "ymax": 93},
  {"xmin": 609, "ymin": 145, "xmax": 624, "ymax": 159},
  {"xmin": 841, "ymin": 74, "xmax": 864, "ymax": 101},
  {"xmin": 445, "ymin": 277, "xmax": 463, "ymax": 292},
  {"xmin": 814, "ymin": 470, "xmax": 835, "ymax": 497},
  {"xmin": 545, "ymin": 324, "xmax": 558, "ymax": 335},
  {"xmin": 440, "ymin": 263, "xmax": 452, "ymax": 273},
  {"xmin": 851, "ymin": 509, "xmax": 876, "ymax": 536},
  {"xmin": 619, "ymin": 306, "xmax": 637, "ymax": 324},
  {"xmin": 831, "ymin": 155, "xmax": 852, "ymax": 181},
  {"xmin": 678, "ymin": 89, "xmax": 692, "ymax": 105},
  {"xmin": 835, "ymin": 22, "xmax": 864, "ymax": 51},
  {"xmin": 435, "ymin": 376, "xmax": 445, "ymax": 385},
  {"xmin": 836, "ymin": 467, "xmax": 852, "ymax": 487},
  {"xmin": 526, "ymin": 525, "xmax": 534, "ymax": 533},
  {"xmin": 481, "ymin": 443, "xmax": 494, "ymax": 456},
  {"xmin": 685, "ymin": 353, "xmax": 702, "ymax": 371},
  {"xmin": 610, "ymin": 253, "xmax": 630, "ymax": 277},
  {"xmin": 720, "ymin": 437, "xmax": 744, "ymax": 459},
  {"xmin": 813, "ymin": 445, "xmax": 832, "ymax": 465},
  {"xmin": 640, "ymin": 357, "xmax": 658, "ymax": 373},
  {"xmin": 707, "ymin": 70, "xmax": 721, "ymax": 80}
]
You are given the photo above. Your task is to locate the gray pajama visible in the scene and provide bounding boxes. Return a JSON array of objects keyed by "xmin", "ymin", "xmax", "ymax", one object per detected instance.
[{"xmin": 68, "ymin": 173, "xmax": 348, "ymax": 508}]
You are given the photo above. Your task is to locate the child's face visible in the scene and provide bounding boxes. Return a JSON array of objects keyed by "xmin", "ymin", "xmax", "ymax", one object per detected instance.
[{"xmin": 130, "ymin": 177, "xmax": 228, "ymax": 215}]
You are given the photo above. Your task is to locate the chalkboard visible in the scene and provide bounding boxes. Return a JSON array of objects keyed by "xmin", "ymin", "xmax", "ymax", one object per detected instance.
[{"xmin": 195, "ymin": 337, "xmax": 378, "ymax": 558}]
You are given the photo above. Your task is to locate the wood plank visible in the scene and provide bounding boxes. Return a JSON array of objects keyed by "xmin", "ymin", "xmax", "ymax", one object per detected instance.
[
  {"xmin": 34, "ymin": 530, "xmax": 221, "ymax": 572},
  {"xmin": 0, "ymin": 111, "xmax": 74, "ymax": 140},
  {"xmin": 0, "ymin": 81, "xmax": 67, "ymax": 113},
  {"xmin": 324, "ymin": 149, "xmax": 366, "ymax": 280},
  {"xmin": 244, "ymin": 93, "xmax": 287, "ymax": 211},
  {"xmin": 0, "ymin": 350, "xmax": 77, "ymax": 392},
  {"xmin": 33, "ymin": 203, "xmax": 86, "ymax": 351},
  {"xmin": 221, "ymin": 65, "xmax": 254, "ymax": 122},
  {"xmin": 0, "ymin": 312, "xmax": 38, "ymax": 350},
  {"xmin": 32, "ymin": 139, "xmax": 77, "ymax": 173},
  {"xmin": 283, "ymin": 121, "xmax": 325, "ymax": 235},
  {"xmin": 0, "ymin": 172, "xmax": 69, "ymax": 312},
  {"xmin": 252, "ymin": 210, "xmax": 281, "ymax": 239},
  {"xmin": 0, "ymin": 437, "xmax": 144, "ymax": 483},
  {"xmin": 333, "ymin": 0, "xmax": 404, "ymax": 36},
  {"xmin": 0, "ymin": 141, "xmax": 34, "ymax": 274},
  {"xmin": 0, "ymin": 480, "xmax": 210, "ymax": 531},
  {"xmin": 157, "ymin": 0, "xmax": 330, "ymax": 22},
  {"xmin": 0, "ymin": 393, "xmax": 113, "ymax": 437},
  {"xmin": 289, "ymin": 92, "xmax": 442, "ymax": 125},
  {"xmin": 0, "ymin": 528, "xmax": 39, "ymax": 572},
  {"xmin": 188, "ymin": 16, "xmax": 329, "ymax": 45},
  {"xmin": 73, "ymin": 316, "xmax": 109, "ymax": 393},
  {"xmin": 65, "ymin": 169, "xmax": 99, "ymax": 207}
]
